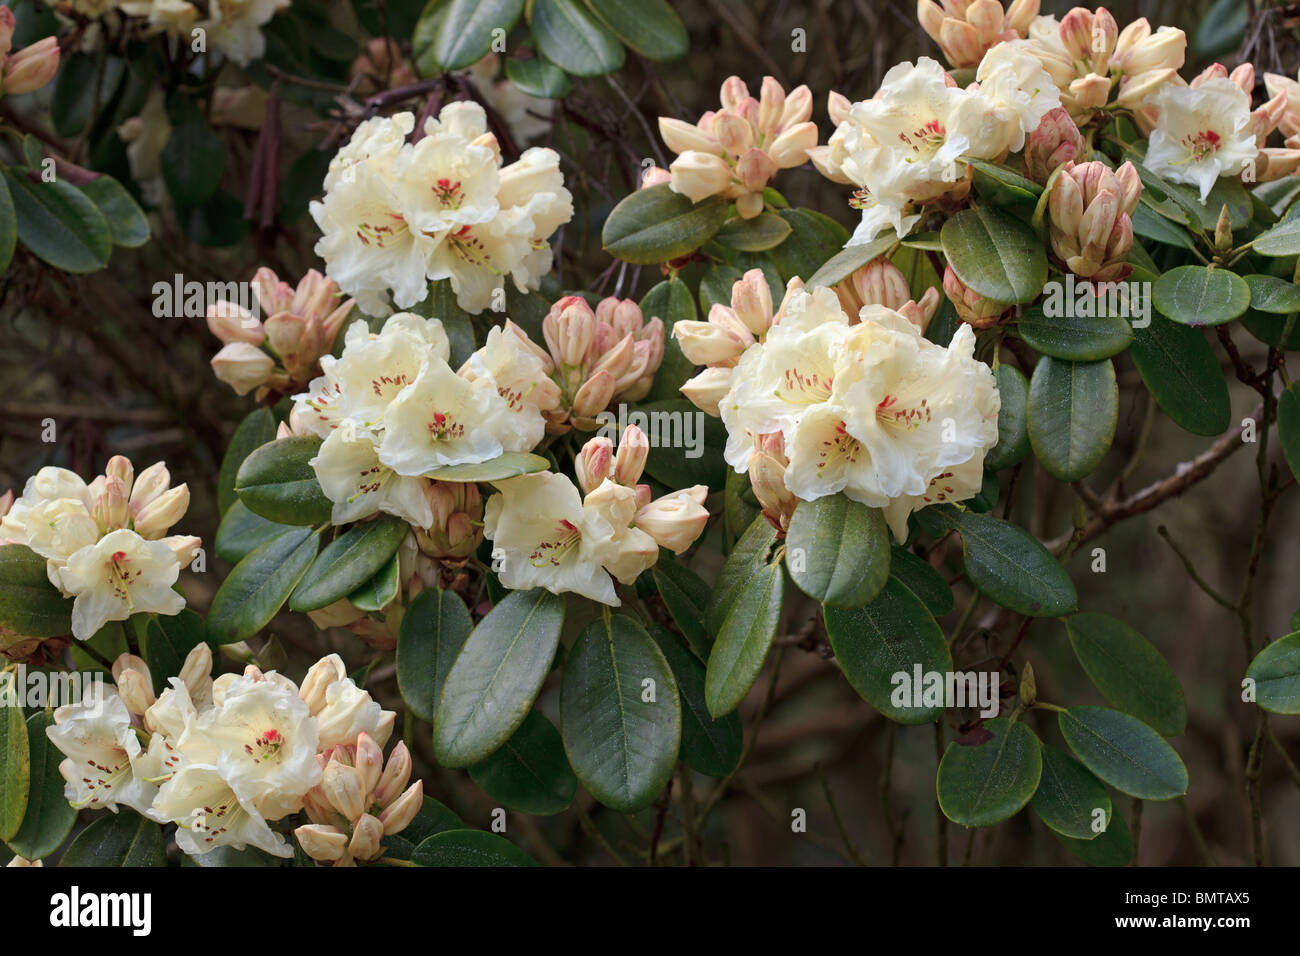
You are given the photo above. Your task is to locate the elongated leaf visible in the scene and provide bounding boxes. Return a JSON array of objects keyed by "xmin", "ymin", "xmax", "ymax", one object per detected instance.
[
  {"xmin": 79, "ymin": 176, "xmax": 149, "ymax": 248},
  {"xmin": 504, "ymin": 55, "xmax": 571, "ymax": 99},
  {"xmin": 1252, "ymin": 211, "xmax": 1300, "ymax": 256},
  {"xmin": 207, "ymin": 527, "xmax": 320, "ymax": 643},
  {"xmin": 1153, "ymin": 265, "xmax": 1251, "ymax": 327},
  {"xmin": 1244, "ymin": 632, "xmax": 1300, "ymax": 715},
  {"xmin": 1027, "ymin": 356, "xmax": 1117, "ymax": 482},
  {"xmin": 0, "ymin": 544, "xmax": 73, "ymax": 638},
  {"xmin": 144, "ymin": 610, "xmax": 209, "ymax": 697},
  {"xmin": 984, "ymin": 363, "xmax": 1030, "ymax": 471},
  {"xmin": 1243, "ymin": 274, "xmax": 1300, "ymax": 314},
  {"xmin": 707, "ymin": 515, "xmax": 779, "ymax": 633},
  {"xmin": 1032, "ymin": 742, "xmax": 1112, "ymax": 840},
  {"xmin": 936, "ymin": 506, "xmax": 1077, "ymax": 616},
  {"xmin": 785, "ymin": 494, "xmax": 890, "ymax": 608},
  {"xmin": 6, "ymin": 170, "xmax": 112, "ymax": 273},
  {"xmin": 433, "ymin": 589, "xmax": 564, "ymax": 767},
  {"xmin": 888, "ymin": 546, "xmax": 953, "ymax": 616},
  {"xmin": 969, "ymin": 160, "xmax": 1042, "ymax": 216},
  {"xmin": 218, "ymin": 407, "xmax": 277, "ymax": 516},
  {"xmin": 639, "ymin": 277, "xmax": 698, "ymax": 402},
  {"xmin": 1016, "ymin": 306, "xmax": 1133, "ymax": 361},
  {"xmin": 941, "ymin": 205, "xmax": 1047, "ymax": 304},
  {"xmin": 602, "ymin": 184, "xmax": 726, "ymax": 264},
  {"xmin": 529, "ymin": 0, "xmax": 624, "ymax": 76},
  {"xmin": 162, "ymin": 100, "xmax": 226, "ymax": 207},
  {"xmin": 411, "ymin": 828, "xmax": 537, "ymax": 866},
  {"xmin": 769, "ymin": 209, "xmax": 851, "ymax": 284},
  {"xmin": 649, "ymin": 625, "xmax": 741, "ymax": 777},
  {"xmin": 804, "ymin": 231, "xmax": 897, "ymax": 289},
  {"xmin": 397, "ymin": 587, "xmax": 473, "ymax": 723},
  {"xmin": 235, "ymin": 436, "xmax": 333, "ymax": 525},
  {"xmin": 290, "ymin": 517, "xmax": 407, "ymax": 611},
  {"xmin": 1058, "ymin": 706, "xmax": 1188, "ymax": 800},
  {"xmin": 651, "ymin": 556, "xmax": 711, "ymax": 655},
  {"xmin": 1129, "ymin": 316, "xmax": 1231, "ymax": 437},
  {"xmin": 714, "ymin": 212, "xmax": 792, "ymax": 252},
  {"xmin": 349, "ymin": 554, "xmax": 400, "ymax": 612},
  {"xmin": 421, "ymin": 0, "xmax": 523, "ymax": 71},
  {"xmin": 57, "ymin": 812, "xmax": 169, "ymax": 867},
  {"xmin": 1066, "ymin": 612, "xmax": 1186, "ymax": 735},
  {"xmin": 469, "ymin": 710, "xmax": 577, "ymax": 815},
  {"xmin": 823, "ymin": 577, "xmax": 952, "ymax": 724},
  {"xmin": 586, "ymin": 0, "xmax": 687, "ymax": 61},
  {"xmin": 561, "ymin": 614, "xmax": 681, "ymax": 811},
  {"xmin": 7, "ymin": 712, "xmax": 76, "ymax": 860},
  {"xmin": 704, "ymin": 560, "xmax": 784, "ymax": 717},
  {"xmin": 0, "ymin": 677, "xmax": 29, "ymax": 842},
  {"xmin": 424, "ymin": 452, "xmax": 549, "ymax": 482},
  {"xmin": 214, "ymin": 500, "xmax": 293, "ymax": 564},
  {"xmin": 1280, "ymin": 385, "xmax": 1300, "ymax": 483},
  {"xmin": 1132, "ymin": 202, "xmax": 1195, "ymax": 249},
  {"xmin": 937, "ymin": 718, "xmax": 1042, "ymax": 827}
]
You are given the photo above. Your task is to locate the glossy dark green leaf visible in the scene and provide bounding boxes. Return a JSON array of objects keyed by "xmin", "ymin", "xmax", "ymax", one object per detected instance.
[
  {"xmin": 207, "ymin": 527, "xmax": 320, "ymax": 643},
  {"xmin": 785, "ymin": 494, "xmax": 890, "ymax": 608},
  {"xmin": 424, "ymin": 452, "xmax": 550, "ymax": 482},
  {"xmin": 888, "ymin": 546, "xmax": 954, "ymax": 616},
  {"xmin": 397, "ymin": 587, "xmax": 473, "ymax": 723},
  {"xmin": 419, "ymin": 0, "xmax": 523, "ymax": 71},
  {"xmin": 235, "ymin": 435, "xmax": 333, "ymax": 525},
  {"xmin": 1066, "ymin": 612, "xmax": 1186, "ymax": 735},
  {"xmin": 1280, "ymin": 385, "xmax": 1300, "ymax": 482},
  {"xmin": 769, "ymin": 209, "xmax": 851, "ymax": 285},
  {"xmin": 161, "ymin": 101, "xmax": 227, "ymax": 207},
  {"xmin": 941, "ymin": 205, "xmax": 1047, "ymax": 304},
  {"xmin": 707, "ymin": 515, "xmax": 779, "ymax": 634},
  {"xmin": 469, "ymin": 710, "xmax": 577, "ymax": 815},
  {"xmin": 1153, "ymin": 265, "xmax": 1251, "ymax": 327},
  {"xmin": 0, "ymin": 544, "xmax": 72, "ymax": 638},
  {"xmin": 804, "ymin": 231, "xmax": 897, "ymax": 290},
  {"xmin": 0, "ymin": 174, "xmax": 17, "ymax": 273},
  {"xmin": 57, "ymin": 811, "xmax": 167, "ymax": 867},
  {"xmin": 561, "ymin": 614, "xmax": 681, "ymax": 811},
  {"xmin": 649, "ymin": 625, "xmax": 741, "ymax": 777},
  {"xmin": 289, "ymin": 517, "xmax": 408, "ymax": 611},
  {"xmin": 1129, "ymin": 316, "xmax": 1231, "ymax": 437},
  {"xmin": 639, "ymin": 277, "xmax": 698, "ymax": 402},
  {"xmin": 586, "ymin": 0, "xmax": 687, "ymax": 61},
  {"xmin": 969, "ymin": 160, "xmax": 1042, "ymax": 216},
  {"xmin": 144, "ymin": 610, "xmax": 209, "ymax": 697},
  {"xmin": 1032, "ymin": 742, "xmax": 1112, "ymax": 840},
  {"xmin": 218, "ymin": 408, "xmax": 278, "ymax": 516},
  {"xmin": 714, "ymin": 212, "xmax": 792, "ymax": 252},
  {"xmin": 602, "ymin": 184, "xmax": 726, "ymax": 264},
  {"xmin": 935, "ymin": 506, "xmax": 1077, "ymax": 616},
  {"xmin": 1244, "ymin": 632, "xmax": 1300, "ymax": 715},
  {"xmin": 1054, "ymin": 804, "xmax": 1133, "ymax": 865},
  {"xmin": 704, "ymin": 560, "xmax": 784, "ymax": 717},
  {"xmin": 1016, "ymin": 306, "xmax": 1133, "ymax": 361},
  {"xmin": 937, "ymin": 717, "xmax": 1042, "ymax": 827},
  {"xmin": 651, "ymin": 556, "xmax": 711, "ymax": 655},
  {"xmin": 1027, "ymin": 356, "xmax": 1117, "ymax": 482},
  {"xmin": 824, "ymin": 577, "xmax": 952, "ymax": 724},
  {"xmin": 1251, "ymin": 209, "xmax": 1300, "ymax": 256},
  {"xmin": 1058, "ymin": 706, "xmax": 1188, "ymax": 800},
  {"xmin": 984, "ymin": 363, "xmax": 1030, "ymax": 472},
  {"xmin": 638, "ymin": 398, "xmax": 727, "ymax": 490},
  {"xmin": 529, "ymin": 0, "xmax": 624, "ymax": 77},
  {"xmin": 433, "ymin": 589, "xmax": 565, "ymax": 767},
  {"xmin": 51, "ymin": 52, "xmax": 125, "ymax": 138},
  {"xmin": 349, "ymin": 554, "xmax": 400, "ymax": 612},
  {"xmin": 7, "ymin": 712, "xmax": 76, "ymax": 860},
  {"xmin": 1131, "ymin": 202, "xmax": 1195, "ymax": 249},
  {"xmin": 5, "ymin": 170, "xmax": 112, "ymax": 273},
  {"xmin": 503, "ymin": 54, "xmax": 571, "ymax": 98},
  {"xmin": 78, "ymin": 176, "xmax": 149, "ymax": 248},
  {"xmin": 214, "ymin": 501, "xmax": 293, "ymax": 564},
  {"xmin": 1243, "ymin": 274, "xmax": 1300, "ymax": 314},
  {"xmin": 411, "ymin": 828, "xmax": 537, "ymax": 866},
  {"xmin": 0, "ymin": 677, "xmax": 29, "ymax": 842}
]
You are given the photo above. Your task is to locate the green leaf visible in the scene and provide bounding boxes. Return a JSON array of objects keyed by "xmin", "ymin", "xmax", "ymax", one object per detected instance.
[
  {"xmin": 433, "ymin": 589, "xmax": 564, "ymax": 767},
  {"xmin": 411, "ymin": 828, "xmax": 537, "ymax": 866},
  {"xmin": 235, "ymin": 436, "xmax": 334, "ymax": 526},
  {"xmin": 424, "ymin": 452, "xmax": 550, "ymax": 482},
  {"xmin": 1016, "ymin": 306, "xmax": 1132, "ymax": 362},
  {"xmin": 207, "ymin": 527, "xmax": 320, "ymax": 644},
  {"xmin": 823, "ymin": 577, "xmax": 953, "ymax": 724},
  {"xmin": 1243, "ymin": 274, "xmax": 1300, "ymax": 314},
  {"xmin": 218, "ymin": 408, "xmax": 278, "ymax": 516},
  {"xmin": 585, "ymin": 0, "xmax": 688, "ymax": 61},
  {"xmin": 5, "ymin": 170, "xmax": 112, "ymax": 273},
  {"xmin": 1058, "ymin": 706, "xmax": 1188, "ymax": 800},
  {"xmin": 0, "ymin": 174, "xmax": 18, "ymax": 273},
  {"xmin": 937, "ymin": 717, "xmax": 1042, "ymax": 827},
  {"xmin": 639, "ymin": 277, "xmax": 698, "ymax": 402},
  {"xmin": 769, "ymin": 209, "xmax": 851, "ymax": 285},
  {"xmin": 561, "ymin": 614, "xmax": 681, "ymax": 811},
  {"xmin": 7, "ymin": 712, "xmax": 76, "ymax": 860},
  {"xmin": 1279, "ymin": 385, "xmax": 1300, "ymax": 483},
  {"xmin": 1066, "ymin": 612, "xmax": 1186, "ymax": 736},
  {"xmin": 707, "ymin": 515, "xmax": 779, "ymax": 634},
  {"xmin": 1131, "ymin": 202, "xmax": 1195, "ymax": 250},
  {"xmin": 397, "ymin": 587, "xmax": 473, "ymax": 723},
  {"xmin": 1244, "ymin": 632, "xmax": 1300, "ymax": 715},
  {"xmin": 1027, "ymin": 356, "xmax": 1118, "ymax": 482},
  {"xmin": 804, "ymin": 231, "xmax": 897, "ymax": 289},
  {"xmin": 161, "ymin": 100, "xmax": 227, "ymax": 207},
  {"xmin": 969, "ymin": 159, "xmax": 1042, "ymax": 217},
  {"xmin": 529, "ymin": 0, "xmax": 624, "ymax": 76},
  {"xmin": 638, "ymin": 398, "xmax": 728, "ymax": 490},
  {"xmin": 785, "ymin": 494, "xmax": 890, "ymax": 608},
  {"xmin": 289, "ymin": 516, "xmax": 408, "ymax": 611},
  {"xmin": 57, "ymin": 811, "xmax": 167, "ymax": 866},
  {"xmin": 888, "ymin": 546, "xmax": 953, "ymax": 616},
  {"xmin": 0, "ymin": 544, "xmax": 73, "ymax": 638},
  {"xmin": 348, "ymin": 554, "xmax": 401, "ymax": 612},
  {"xmin": 650, "ymin": 556, "xmax": 712, "ymax": 655},
  {"xmin": 78, "ymin": 176, "xmax": 150, "ymax": 248},
  {"xmin": 214, "ymin": 500, "xmax": 293, "ymax": 564},
  {"xmin": 144, "ymin": 610, "xmax": 209, "ymax": 697},
  {"xmin": 503, "ymin": 55, "xmax": 571, "ymax": 98},
  {"xmin": 1129, "ymin": 316, "xmax": 1231, "ymax": 437},
  {"xmin": 469, "ymin": 710, "xmax": 577, "ymax": 815},
  {"xmin": 419, "ymin": 280, "xmax": 477, "ymax": 366},
  {"xmin": 935, "ymin": 506, "xmax": 1077, "ymax": 616},
  {"xmin": 714, "ymin": 212, "xmax": 792, "ymax": 252},
  {"xmin": 416, "ymin": 0, "xmax": 523, "ymax": 72},
  {"xmin": 941, "ymin": 205, "xmax": 1047, "ymax": 304},
  {"xmin": 984, "ymin": 363, "xmax": 1030, "ymax": 472},
  {"xmin": 1193, "ymin": 0, "xmax": 1249, "ymax": 57},
  {"xmin": 649, "ymin": 625, "xmax": 741, "ymax": 777},
  {"xmin": 1054, "ymin": 806, "xmax": 1133, "ymax": 865},
  {"xmin": 602, "ymin": 184, "xmax": 726, "ymax": 264},
  {"xmin": 1032, "ymin": 743, "xmax": 1111, "ymax": 840},
  {"xmin": 0, "ymin": 677, "xmax": 29, "ymax": 843},
  {"xmin": 1152, "ymin": 265, "xmax": 1251, "ymax": 327},
  {"xmin": 1252, "ymin": 210, "xmax": 1300, "ymax": 256},
  {"xmin": 704, "ymin": 559, "xmax": 784, "ymax": 717}
]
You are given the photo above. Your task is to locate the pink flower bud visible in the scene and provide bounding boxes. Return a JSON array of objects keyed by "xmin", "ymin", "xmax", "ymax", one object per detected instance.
[
  {"xmin": 211, "ymin": 342, "xmax": 275, "ymax": 396},
  {"xmin": 299, "ymin": 654, "xmax": 346, "ymax": 715},
  {"xmin": 348, "ymin": 813, "xmax": 384, "ymax": 861},
  {"xmin": 322, "ymin": 760, "xmax": 367, "ymax": 822},
  {"xmin": 576, "ymin": 437, "xmax": 613, "ymax": 494},
  {"xmin": 373, "ymin": 741, "xmax": 412, "ymax": 806},
  {"xmin": 1068, "ymin": 72, "xmax": 1111, "ymax": 111},
  {"xmin": 543, "ymin": 296, "xmax": 596, "ymax": 369},
  {"xmin": 133, "ymin": 483, "xmax": 189, "ymax": 539},
  {"xmin": 379, "ymin": 781, "xmax": 423, "ymax": 835},
  {"xmin": 767, "ymin": 122, "xmax": 817, "ymax": 169},
  {"xmin": 711, "ymin": 109, "xmax": 754, "ymax": 156},
  {"xmin": 251, "ymin": 266, "xmax": 294, "ymax": 317},
  {"xmin": 614, "ymin": 425, "xmax": 650, "ymax": 485},
  {"xmin": 641, "ymin": 165, "xmax": 672, "ymax": 188},
  {"xmin": 571, "ymin": 369, "xmax": 616, "ymax": 420},
  {"xmin": 1024, "ymin": 107, "xmax": 1084, "ymax": 184},
  {"xmin": 680, "ymin": 367, "xmax": 732, "ymax": 417},
  {"xmin": 731, "ymin": 269, "xmax": 773, "ymax": 336},
  {"xmin": 354, "ymin": 732, "xmax": 384, "ymax": 797},
  {"xmin": 943, "ymin": 266, "xmax": 1012, "ymax": 329},
  {"xmin": 207, "ymin": 300, "xmax": 264, "ymax": 346},
  {"xmin": 657, "ymin": 117, "xmax": 716, "ymax": 155},
  {"xmin": 668, "ymin": 150, "xmax": 733, "ymax": 203},
  {"xmin": 636, "ymin": 486, "xmax": 709, "ymax": 554},
  {"xmin": 673, "ymin": 318, "xmax": 749, "ymax": 366},
  {"xmin": 295, "ymin": 824, "xmax": 348, "ymax": 862},
  {"xmin": 720, "ymin": 76, "xmax": 749, "ymax": 111},
  {"xmin": 747, "ymin": 440, "xmax": 795, "ymax": 532},
  {"xmin": 2, "ymin": 36, "xmax": 59, "ymax": 95},
  {"xmin": 0, "ymin": 8, "xmax": 15, "ymax": 59},
  {"xmin": 836, "ymin": 257, "xmax": 912, "ymax": 317},
  {"xmin": 758, "ymin": 76, "xmax": 785, "ymax": 135},
  {"xmin": 827, "ymin": 90, "xmax": 852, "ymax": 126}
]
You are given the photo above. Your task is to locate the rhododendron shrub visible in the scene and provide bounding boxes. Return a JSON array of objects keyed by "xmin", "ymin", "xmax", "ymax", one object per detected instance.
[{"xmin": 3, "ymin": 0, "xmax": 1300, "ymax": 871}]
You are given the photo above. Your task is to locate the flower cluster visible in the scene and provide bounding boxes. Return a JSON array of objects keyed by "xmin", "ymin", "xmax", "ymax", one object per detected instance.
[
  {"xmin": 716, "ymin": 287, "xmax": 999, "ymax": 541},
  {"xmin": 45, "ymin": 646, "xmax": 405, "ymax": 860},
  {"xmin": 483, "ymin": 425, "xmax": 709, "ymax": 605},
  {"xmin": 0, "ymin": 458, "xmax": 199, "ymax": 640},
  {"xmin": 1046, "ymin": 159, "xmax": 1141, "ymax": 282},
  {"xmin": 114, "ymin": 0, "xmax": 288, "ymax": 66},
  {"xmin": 207, "ymin": 267, "xmax": 355, "ymax": 398},
  {"xmin": 310, "ymin": 103, "xmax": 573, "ymax": 316},
  {"xmin": 917, "ymin": 0, "xmax": 1039, "ymax": 68},
  {"xmin": 0, "ymin": 7, "xmax": 58, "ymax": 96}
]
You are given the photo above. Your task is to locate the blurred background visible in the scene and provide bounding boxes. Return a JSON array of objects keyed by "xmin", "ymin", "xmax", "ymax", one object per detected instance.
[{"xmin": 2, "ymin": 0, "xmax": 1298, "ymax": 865}]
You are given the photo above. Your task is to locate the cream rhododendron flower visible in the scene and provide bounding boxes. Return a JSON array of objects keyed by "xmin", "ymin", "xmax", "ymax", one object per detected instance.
[
  {"xmin": 152, "ymin": 763, "xmax": 294, "ymax": 858},
  {"xmin": 47, "ymin": 688, "xmax": 159, "ymax": 814},
  {"xmin": 379, "ymin": 361, "xmax": 509, "ymax": 473},
  {"xmin": 1143, "ymin": 78, "xmax": 1257, "ymax": 202},
  {"xmin": 312, "ymin": 427, "xmax": 434, "ymax": 528},
  {"xmin": 58, "ymin": 530, "xmax": 186, "ymax": 639},
  {"xmin": 973, "ymin": 42, "xmax": 1061, "ymax": 154}
]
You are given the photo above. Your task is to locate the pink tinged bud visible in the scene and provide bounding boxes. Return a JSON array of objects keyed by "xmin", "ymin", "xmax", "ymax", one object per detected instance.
[
  {"xmin": 322, "ymin": 761, "xmax": 367, "ymax": 822},
  {"xmin": 767, "ymin": 122, "xmax": 818, "ymax": 169},
  {"xmin": 720, "ymin": 75, "xmax": 750, "ymax": 111},
  {"xmin": 93, "ymin": 475, "xmax": 130, "ymax": 532},
  {"xmin": 1091, "ymin": 7, "xmax": 1118, "ymax": 71},
  {"xmin": 827, "ymin": 90, "xmax": 853, "ymax": 126},
  {"xmin": 1058, "ymin": 7, "xmax": 1093, "ymax": 61},
  {"xmin": 965, "ymin": 0, "xmax": 1004, "ymax": 44},
  {"xmin": 373, "ymin": 740, "xmax": 412, "ymax": 806},
  {"xmin": 251, "ymin": 267, "xmax": 293, "ymax": 316},
  {"xmin": 2, "ymin": 36, "xmax": 59, "ymax": 95},
  {"xmin": 299, "ymin": 653, "xmax": 346, "ymax": 715},
  {"xmin": 1113, "ymin": 16, "xmax": 1150, "ymax": 58},
  {"xmin": 731, "ymin": 269, "xmax": 773, "ymax": 336},
  {"xmin": 504, "ymin": 320, "xmax": 555, "ymax": 375},
  {"xmin": 133, "ymin": 483, "xmax": 189, "ymax": 539},
  {"xmin": 295, "ymin": 824, "xmax": 348, "ymax": 862},
  {"xmin": 735, "ymin": 191, "xmax": 765, "ymax": 220},
  {"xmin": 1069, "ymin": 73, "xmax": 1111, "ymax": 111},
  {"xmin": 614, "ymin": 425, "xmax": 650, "ymax": 485},
  {"xmin": 943, "ymin": 266, "xmax": 1011, "ymax": 328},
  {"xmin": 658, "ymin": 116, "xmax": 717, "ymax": 155},
  {"xmin": 378, "ymin": 781, "xmax": 423, "ymax": 835},
  {"xmin": 0, "ymin": 7, "xmax": 14, "ymax": 58},
  {"xmin": 636, "ymin": 487, "xmax": 710, "ymax": 554},
  {"xmin": 571, "ymin": 369, "xmax": 616, "ymax": 419},
  {"xmin": 1115, "ymin": 68, "xmax": 1178, "ymax": 110},
  {"xmin": 680, "ymin": 367, "xmax": 732, "ymax": 417},
  {"xmin": 1005, "ymin": 0, "xmax": 1039, "ymax": 34},
  {"xmin": 105, "ymin": 455, "xmax": 134, "ymax": 491},
  {"xmin": 1229, "ymin": 62, "xmax": 1254, "ymax": 94},
  {"xmin": 1049, "ymin": 166, "xmax": 1085, "ymax": 235},
  {"xmin": 163, "ymin": 534, "xmax": 201, "ymax": 567},
  {"xmin": 591, "ymin": 332, "xmax": 636, "ymax": 383},
  {"xmin": 354, "ymin": 732, "xmax": 384, "ymax": 796},
  {"xmin": 544, "ymin": 296, "xmax": 596, "ymax": 368},
  {"xmin": 1114, "ymin": 161, "xmax": 1141, "ymax": 215},
  {"xmin": 669, "ymin": 150, "xmax": 733, "ymax": 203},
  {"xmin": 179, "ymin": 642, "xmax": 212, "ymax": 696},
  {"xmin": 1024, "ymin": 107, "xmax": 1084, "ymax": 184},
  {"xmin": 711, "ymin": 109, "xmax": 754, "ymax": 156},
  {"xmin": 1079, "ymin": 190, "xmax": 1120, "ymax": 254},
  {"xmin": 917, "ymin": 0, "xmax": 946, "ymax": 42},
  {"xmin": 1114, "ymin": 26, "xmax": 1185, "ymax": 74},
  {"xmin": 641, "ymin": 165, "xmax": 672, "ymax": 188},
  {"xmin": 900, "ymin": 287, "xmax": 942, "ymax": 333},
  {"xmin": 780, "ymin": 84, "xmax": 814, "ymax": 128},
  {"xmin": 111, "ymin": 652, "xmax": 150, "ymax": 685},
  {"xmin": 116, "ymin": 669, "xmax": 155, "ymax": 717},
  {"xmin": 128, "ymin": 462, "xmax": 170, "ymax": 513},
  {"xmin": 938, "ymin": 18, "xmax": 983, "ymax": 68},
  {"xmin": 348, "ymin": 813, "xmax": 384, "ymax": 862},
  {"xmin": 757, "ymin": 76, "xmax": 786, "ymax": 134},
  {"xmin": 674, "ymin": 318, "xmax": 748, "ymax": 365},
  {"xmin": 748, "ymin": 448, "xmax": 795, "ymax": 531},
  {"xmin": 206, "ymin": 301, "xmax": 264, "ymax": 345},
  {"xmin": 211, "ymin": 342, "xmax": 274, "ymax": 396},
  {"xmin": 575, "ymin": 437, "xmax": 613, "ymax": 494},
  {"xmin": 734, "ymin": 147, "xmax": 777, "ymax": 193},
  {"xmin": 289, "ymin": 269, "xmax": 340, "ymax": 322}
]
